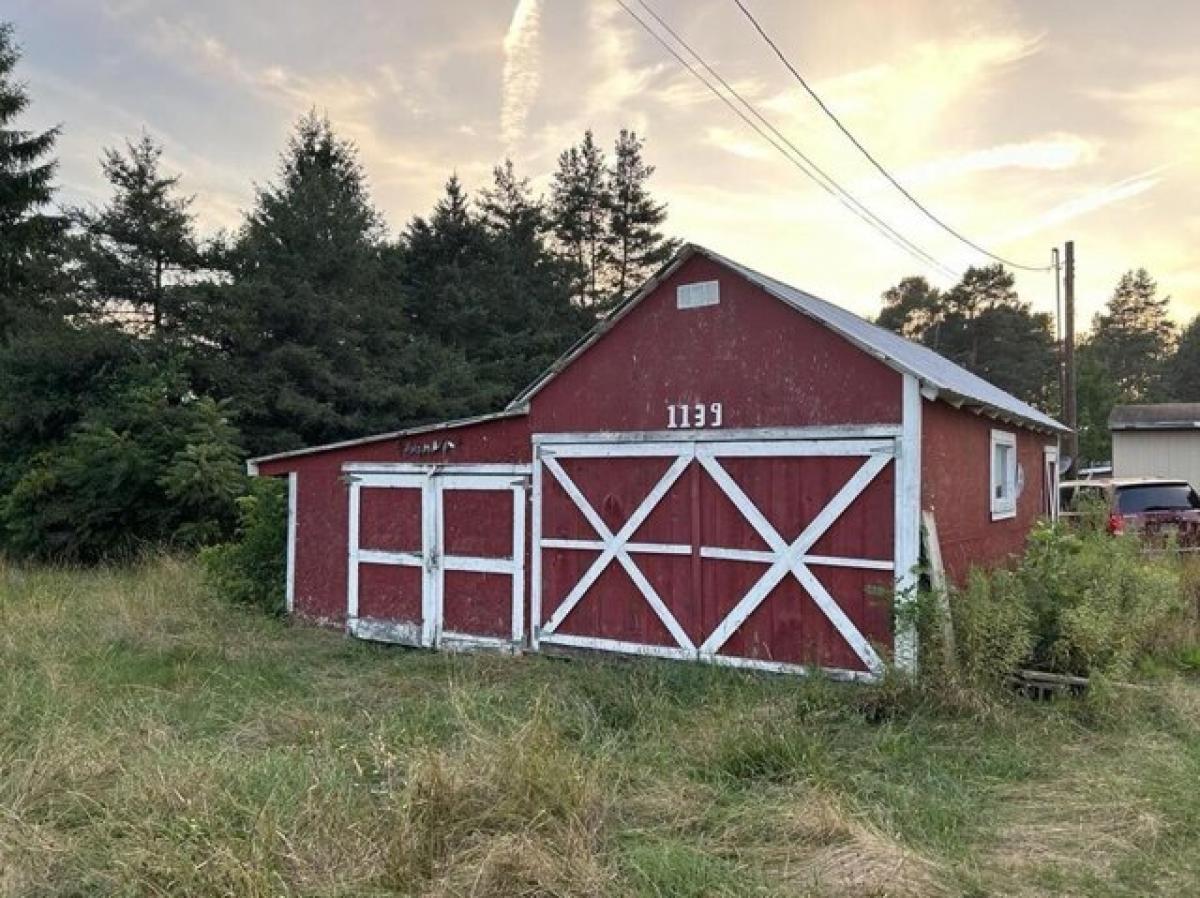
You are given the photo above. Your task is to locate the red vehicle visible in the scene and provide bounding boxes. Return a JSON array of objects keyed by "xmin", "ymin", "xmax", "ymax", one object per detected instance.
[{"xmin": 1060, "ymin": 477, "xmax": 1200, "ymax": 548}]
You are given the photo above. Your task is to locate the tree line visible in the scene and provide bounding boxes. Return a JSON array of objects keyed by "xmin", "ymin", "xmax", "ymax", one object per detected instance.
[
  {"xmin": 0, "ymin": 23, "xmax": 675, "ymax": 561},
  {"xmin": 875, "ymin": 262, "xmax": 1196, "ymax": 465},
  {"xmin": 2, "ymin": 21, "xmax": 1195, "ymax": 563}
]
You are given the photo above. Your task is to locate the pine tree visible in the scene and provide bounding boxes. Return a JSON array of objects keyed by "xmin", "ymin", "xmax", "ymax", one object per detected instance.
[
  {"xmin": 550, "ymin": 130, "xmax": 608, "ymax": 307},
  {"xmin": 478, "ymin": 159, "xmax": 544, "ymax": 241},
  {"xmin": 0, "ymin": 22, "xmax": 62, "ymax": 332},
  {"xmin": 75, "ymin": 133, "xmax": 199, "ymax": 330},
  {"xmin": 877, "ymin": 265, "xmax": 1057, "ymax": 407},
  {"xmin": 1167, "ymin": 316, "xmax": 1200, "ymax": 402},
  {"xmin": 1090, "ymin": 268, "xmax": 1175, "ymax": 401},
  {"xmin": 187, "ymin": 112, "xmax": 474, "ymax": 454},
  {"xmin": 237, "ymin": 110, "xmax": 383, "ymax": 288},
  {"xmin": 876, "ymin": 276, "xmax": 942, "ymax": 340},
  {"xmin": 606, "ymin": 129, "xmax": 678, "ymax": 305}
]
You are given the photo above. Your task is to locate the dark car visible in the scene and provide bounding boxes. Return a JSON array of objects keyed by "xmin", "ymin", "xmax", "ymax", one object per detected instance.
[{"xmin": 1060, "ymin": 477, "xmax": 1200, "ymax": 548}]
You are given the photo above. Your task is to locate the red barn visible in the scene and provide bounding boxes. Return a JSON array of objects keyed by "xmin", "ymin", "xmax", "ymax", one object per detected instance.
[{"xmin": 249, "ymin": 245, "xmax": 1065, "ymax": 679}]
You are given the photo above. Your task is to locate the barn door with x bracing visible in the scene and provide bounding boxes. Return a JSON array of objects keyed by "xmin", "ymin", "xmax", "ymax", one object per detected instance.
[
  {"xmin": 532, "ymin": 436, "xmax": 897, "ymax": 678},
  {"xmin": 346, "ymin": 465, "xmax": 527, "ymax": 650}
]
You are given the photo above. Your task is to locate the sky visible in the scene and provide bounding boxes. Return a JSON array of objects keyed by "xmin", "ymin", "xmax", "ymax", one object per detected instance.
[{"xmin": 8, "ymin": 0, "xmax": 1200, "ymax": 328}]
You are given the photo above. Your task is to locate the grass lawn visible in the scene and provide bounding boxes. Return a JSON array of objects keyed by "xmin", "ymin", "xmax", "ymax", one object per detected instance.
[{"xmin": 2, "ymin": 557, "xmax": 1200, "ymax": 897}]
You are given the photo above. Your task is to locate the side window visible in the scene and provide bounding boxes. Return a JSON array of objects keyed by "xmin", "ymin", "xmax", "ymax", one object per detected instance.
[{"xmin": 990, "ymin": 429, "xmax": 1018, "ymax": 520}]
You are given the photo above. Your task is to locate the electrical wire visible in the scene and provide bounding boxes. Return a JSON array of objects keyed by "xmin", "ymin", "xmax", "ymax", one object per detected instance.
[
  {"xmin": 731, "ymin": 0, "xmax": 1053, "ymax": 273},
  {"xmin": 615, "ymin": 0, "xmax": 961, "ymax": 279}
]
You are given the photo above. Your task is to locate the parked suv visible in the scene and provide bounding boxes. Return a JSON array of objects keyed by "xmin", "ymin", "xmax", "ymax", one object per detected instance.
[{"xmin": 1059, "ymin": 477, "xmax": 1200, "ymax": 547}]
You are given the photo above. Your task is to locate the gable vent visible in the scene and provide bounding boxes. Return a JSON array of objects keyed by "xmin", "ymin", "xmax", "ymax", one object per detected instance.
[{"xmin": 676, "ymin": 280, "xmax": 720, "ymax": 309}]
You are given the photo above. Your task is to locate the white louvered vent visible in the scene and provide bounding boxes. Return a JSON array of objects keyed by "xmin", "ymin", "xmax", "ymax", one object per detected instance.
[{"xmin": 676, "ymin": 280, "xmax": 720, "ymax": 309}]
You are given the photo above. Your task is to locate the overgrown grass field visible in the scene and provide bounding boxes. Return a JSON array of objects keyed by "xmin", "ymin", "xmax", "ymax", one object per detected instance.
[{"xmin": 3, "ymin": 558, "xmax": 1200, "ymax": 897}]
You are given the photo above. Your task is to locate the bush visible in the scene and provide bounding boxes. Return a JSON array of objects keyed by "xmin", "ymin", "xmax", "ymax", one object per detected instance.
[
  {"xmin": 1, "ymin": 366, "xmax": 247, "ymax": 562},
  {"xmin": 200, "ymin": 477, "xmax": 288, "ymax": 615},
  {"xmin": 1020, "ymin": 525, "xmax": 1185, "ymax": 678},
  {"xmin": 914, "ymin": 523, "xmax": 1192, "ymax": 687}
]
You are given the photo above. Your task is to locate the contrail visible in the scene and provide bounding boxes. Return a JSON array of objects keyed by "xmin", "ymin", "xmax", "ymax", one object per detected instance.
[{"xmin": 501, "ymin": 0, "xmax": 543, "ymax": 154}]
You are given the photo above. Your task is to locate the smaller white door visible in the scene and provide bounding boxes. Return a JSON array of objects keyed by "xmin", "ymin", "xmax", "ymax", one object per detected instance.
[
  {"xmin": 346, "ymin": 466, "xmax": 527, "ymax": 649},
  {"xmin": 346, "ymin": 471, "xmax": 437, "ymax": 646}
]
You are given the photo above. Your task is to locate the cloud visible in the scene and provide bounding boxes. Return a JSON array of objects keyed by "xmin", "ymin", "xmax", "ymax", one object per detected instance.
[
  {"xmin": 992, "ymin": 168, "xmax": 1164, "ymax": 243},
  {"xmin": 500, "ymin": 0, "xmax": 543, "ymax": 154},
  {"xmin": 703, "ymin": 126, "xmax": 772, "ymax": 161},
  {"xmin": 892, "ymin": 135, "xmax": 1099, "ymax": 189}
]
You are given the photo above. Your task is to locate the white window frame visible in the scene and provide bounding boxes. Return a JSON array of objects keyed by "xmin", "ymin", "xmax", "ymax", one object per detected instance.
[{"xmin": 990, "ymin": 429, "xmax": 1018, "ymax": 521}]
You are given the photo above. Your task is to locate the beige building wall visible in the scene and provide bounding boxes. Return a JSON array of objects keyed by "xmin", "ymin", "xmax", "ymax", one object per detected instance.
[{"xmin": 1112, "ymin": 431, "xmax": 1200, "ymax": 487}]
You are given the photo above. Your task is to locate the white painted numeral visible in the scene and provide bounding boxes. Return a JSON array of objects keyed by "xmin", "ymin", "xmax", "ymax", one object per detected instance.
[{"xmin": 666, "ymin": 402, "xmax": 725, "ymax": 429}]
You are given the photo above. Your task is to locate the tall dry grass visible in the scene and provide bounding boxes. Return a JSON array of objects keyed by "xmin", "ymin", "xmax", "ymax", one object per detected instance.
[{"xmin": 3, "ymin": 555, "xmax": 1200, "ymax": 896}]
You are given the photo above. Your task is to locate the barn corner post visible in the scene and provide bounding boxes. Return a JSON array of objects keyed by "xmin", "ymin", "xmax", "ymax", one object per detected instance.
[
  {"xmin": 285, "ymin": 471, "xmax": 298, "ymax": 615},
  {"xmin": 893, "ymin": 374, "xmax": 923, "ymax": 674}
]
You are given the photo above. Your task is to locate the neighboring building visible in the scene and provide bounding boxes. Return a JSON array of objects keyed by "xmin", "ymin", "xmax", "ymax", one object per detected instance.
[
  {"xmin": 1110, "ymin": 403, "xmax": 1200, "ymax": 488},
  {"xmin": 249, "ymin": 244, "xmax": 1066, "ymax": 680}
]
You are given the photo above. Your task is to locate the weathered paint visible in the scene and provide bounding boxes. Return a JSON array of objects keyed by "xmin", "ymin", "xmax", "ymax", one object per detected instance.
[
  {"xmin": 250, "ymin": 248, "xmax": 1062, "ymax": 675},
  {"xmin": 921, "ymin": 398, "xmax": 1057, "ymax": 585},
  {"xmin": 527, "ymin": 255, "xmax": 903, "ymax": 434},
  {"xmin": 258, "ymin": 414, "xmax": 531, "ymax": 623}
]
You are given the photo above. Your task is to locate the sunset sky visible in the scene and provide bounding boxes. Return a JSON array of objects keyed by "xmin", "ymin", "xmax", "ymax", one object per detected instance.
[{"xmin": 9, "ymin": 0, "xmax": 1200, "ymax": 328}]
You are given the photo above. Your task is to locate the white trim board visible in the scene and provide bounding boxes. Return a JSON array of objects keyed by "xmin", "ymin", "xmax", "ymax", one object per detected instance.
[
  {"xmin": 285, "ymin": 472, "xmax": 298, "ymax": 615},
  {"xmin": 893, "ymin": 374, "xmax": 922, "ymax": 672},
  {"xmin": 533, "ymin": 425, "xmax": 902, "ymax": 445},
  {"xmin": 343, "ymin": 462, "xmax": 530, "ymax": 477}
]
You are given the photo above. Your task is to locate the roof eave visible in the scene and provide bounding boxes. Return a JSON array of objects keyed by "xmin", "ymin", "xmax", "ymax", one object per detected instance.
[{"xmin": 245, "ymin": 405, "xmax": 530, "ymax": 475}]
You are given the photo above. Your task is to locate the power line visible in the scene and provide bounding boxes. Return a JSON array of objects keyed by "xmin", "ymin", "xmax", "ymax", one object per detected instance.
[
  {"xmin": 615, "ymin": 0, "xmax": 960, "ymax": 279},
  {"xmin": 731, "ymin": 0, "xmax": 1053, "ymax": 273}
]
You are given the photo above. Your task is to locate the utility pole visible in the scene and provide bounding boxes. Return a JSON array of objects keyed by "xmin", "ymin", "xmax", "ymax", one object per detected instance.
[{"xmin": 1063, "ymin": 240, "xmax": 1078, "ymax": 469}]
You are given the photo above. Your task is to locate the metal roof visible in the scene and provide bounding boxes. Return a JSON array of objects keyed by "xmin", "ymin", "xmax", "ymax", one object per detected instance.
[
  {"xmin": 1109, "ymin": 403, "xmax": 1200, "ymax": 431},
  {"xmin": 250, "ymin": 243, "xmax": 1066, "ymax": 473},
  {"xmin": 513, "ymin": 244, "xmax": 1067, "ymax": 433}
]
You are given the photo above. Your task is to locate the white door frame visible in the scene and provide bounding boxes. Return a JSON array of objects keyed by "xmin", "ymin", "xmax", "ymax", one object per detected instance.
[
  {"xmin": 532, "ymin": 425, "xmax": 912, "ymax": 680},
  {"xmin": 345, "ymin": 464, "xmax": 528, "ymax": 648}
]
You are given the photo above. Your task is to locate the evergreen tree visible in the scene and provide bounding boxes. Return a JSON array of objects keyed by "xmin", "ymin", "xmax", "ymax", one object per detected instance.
[
  {"xmin": 877, "ymin": 265, "xmax": 1057, "ymax": 407},
  {"xmin": 189, "ymin": 112, "xmax": 475, "ymax": 454},
  {"xmin": 876, "ymin": 276, "xmax": 942, "ymax": 340},
  {"xmin": 1169, "ymin": 316, "xmax": 1200, "ymax": 402},
  {"xmin": 478, "ymin": 158, "xmax": 544, "ymax": 240},
  {"xmin": 402, "ymin": 169, "xmax": 588, "ymax": 409},
  {"xmin": 606, "ymin": 129, "xmax": 678, "ymax": 305},
  {"xmin": 0, "ymin": 22, "xmax": 63, "ymax": 333},
  {"xmin": 1090, "ymin": 268, "xmax": 1176, "ymax": 401},
  {"xmin": 1075, "ymin": 342, "xmax": 1121, "ymax": 464},
  {"xmin": 550, "ymin": 130, "xmax": 608, "ymax": 307},
  {"xmin": 74, "ymin": 133, "xmax": 200, "ymax": 330}
]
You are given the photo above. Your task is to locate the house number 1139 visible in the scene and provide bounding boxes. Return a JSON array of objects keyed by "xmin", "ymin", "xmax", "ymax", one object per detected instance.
[{"xmin": 667, "ymin": 402, "xmax": 724, "ymax": 429}]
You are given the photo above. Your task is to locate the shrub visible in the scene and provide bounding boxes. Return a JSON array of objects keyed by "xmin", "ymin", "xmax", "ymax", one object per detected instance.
[
  {"xmin": 950, "ymin": 567, "xmax": 1035, "ymax": 688},
  {"xmin": 1, "ymin": 366, "xmax": 247, "ymax": 562},
  {"xmin": 917, "ymin": 523, "xmax": 1192, "ymax": 687},
  {"xmin": 200, "ymin": 477, "xmax": 287, "ymax": 615},
  {"xmin": 1019, "ymin": 524, "xmax": 1184, "ymax": 678}
]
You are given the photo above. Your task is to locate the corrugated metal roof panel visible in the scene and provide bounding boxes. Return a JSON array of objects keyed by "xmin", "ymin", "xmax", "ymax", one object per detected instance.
[
  {"xmin": 1110, "ymin": 403, "xmax": 1200, "ymax": 430},
  {"xmin": 700, "ymin": 246, "xmax": 1067, "ymax": 433}
]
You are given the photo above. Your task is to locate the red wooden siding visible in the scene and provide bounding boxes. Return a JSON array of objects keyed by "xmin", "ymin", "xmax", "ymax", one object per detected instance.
[
  {"xmin": 536, "ymin": 439, "xmax": 896, "ymax": 676},
  {"xmin": 921, "ymin": 398, "xmax": 1057, "ymax": 585},
  {"xmin": 529, "ymin": 255, "xmax": 903, "ymax": 434},
  {"xmin": 259, "ymin": 414, "xmax": 530, "ymax": 622}
]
